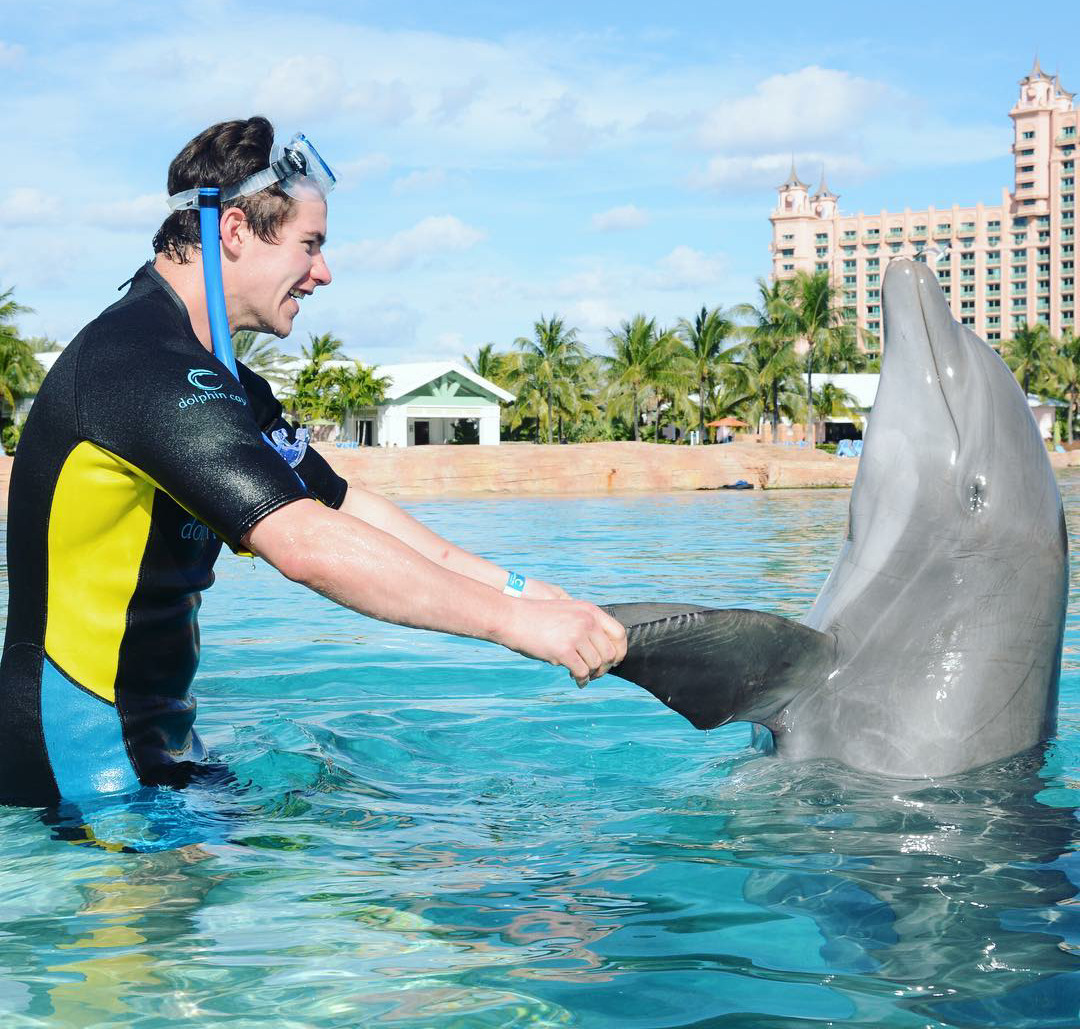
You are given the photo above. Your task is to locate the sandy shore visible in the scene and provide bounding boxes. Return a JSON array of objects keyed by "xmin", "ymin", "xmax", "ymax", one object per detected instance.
[{"xmin": 2, "ymin": 441, "xmax": 1078, "ymax": 510}]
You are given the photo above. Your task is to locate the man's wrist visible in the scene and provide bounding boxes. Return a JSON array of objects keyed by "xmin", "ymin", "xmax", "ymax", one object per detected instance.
[{"xmin": 502, "ymin": 571, "xmax": 526, "ymax": 597}]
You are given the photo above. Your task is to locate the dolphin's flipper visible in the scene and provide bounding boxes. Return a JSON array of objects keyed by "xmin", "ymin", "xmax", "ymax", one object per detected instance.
[{"xmin": 604, "ymin": 603, "xmax": 836, "ymax": 730}]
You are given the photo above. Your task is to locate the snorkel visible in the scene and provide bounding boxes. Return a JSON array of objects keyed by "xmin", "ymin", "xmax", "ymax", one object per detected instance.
[
  {"xmin": 167, "ymin": 132, "xmax": 337, "ymax": 381},
  {"xmin": 197, "ymin": 188, "xmax": 237, "ymax": 376}
]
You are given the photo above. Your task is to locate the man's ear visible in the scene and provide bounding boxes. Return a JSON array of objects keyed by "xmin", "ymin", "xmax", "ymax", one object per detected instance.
[{"xmin": 219, "ymin": 207, "xmax": 249, "ymax": 259}]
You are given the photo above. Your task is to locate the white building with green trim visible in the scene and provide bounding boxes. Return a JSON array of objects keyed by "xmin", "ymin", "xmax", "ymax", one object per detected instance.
[{"xmin": 341, "ymin": 362, "xmax": 515, "ymax": 447}]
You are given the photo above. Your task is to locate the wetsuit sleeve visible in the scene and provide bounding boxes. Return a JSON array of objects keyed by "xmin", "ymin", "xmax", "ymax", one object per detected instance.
[
  {"xmin": 237, "ymin": 361, "xmax": 349, "ymax": 509},
  {"xmin": 78, "ymin": 337, "xmax": 311, "ymax": 551}
]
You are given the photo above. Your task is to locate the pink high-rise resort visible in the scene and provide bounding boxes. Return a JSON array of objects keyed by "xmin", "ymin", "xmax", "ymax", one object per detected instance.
[{"xmin": 770, "ymin": 60, "xmax": 1078, "ymax": 349}]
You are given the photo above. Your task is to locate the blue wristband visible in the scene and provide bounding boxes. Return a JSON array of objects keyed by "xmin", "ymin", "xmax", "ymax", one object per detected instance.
[{"xmin": 503, "ymin": 571, "xmax": 526, "ymax": 597}]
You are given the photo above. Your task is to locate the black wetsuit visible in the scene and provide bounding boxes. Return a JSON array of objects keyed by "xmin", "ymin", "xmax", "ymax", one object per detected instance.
[{"xmin": 0, "ymin": 264, "xmax": 347, "ymax": 806}]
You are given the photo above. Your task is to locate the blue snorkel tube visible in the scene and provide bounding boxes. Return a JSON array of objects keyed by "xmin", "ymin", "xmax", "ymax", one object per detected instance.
[{"xmin": 197, "ymin": 187, "xmax": 239, "ymax": 379}]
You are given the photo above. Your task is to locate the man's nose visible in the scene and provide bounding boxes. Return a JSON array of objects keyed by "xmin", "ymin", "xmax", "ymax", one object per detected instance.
[{"xmin": 312, "ymin": 253, "xmax": 332, "ymax": 286}]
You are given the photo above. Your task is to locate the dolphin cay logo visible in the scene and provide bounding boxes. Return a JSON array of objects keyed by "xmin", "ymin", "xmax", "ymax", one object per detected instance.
[
  {"xmin": 179, "ymin": 368, "xmax": 247, "ymax": 410},
  {"xmin": 188, "ymin": 368, "xmax": 222, "ymax": 391}
]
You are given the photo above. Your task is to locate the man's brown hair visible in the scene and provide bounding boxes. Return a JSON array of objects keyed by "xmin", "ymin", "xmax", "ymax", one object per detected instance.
[{"xmin": 152, "ymin": 117, "xmax": 295, "ymax": 262}]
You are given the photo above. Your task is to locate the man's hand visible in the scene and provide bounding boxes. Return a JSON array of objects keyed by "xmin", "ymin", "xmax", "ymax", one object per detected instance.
[
  {"xmin": 521, "ymin": 577, "xmax": 570, "ymax": 600},
  {"xmin": 500, "ymin": 599, "xmax": 627, "ymax": 687}
]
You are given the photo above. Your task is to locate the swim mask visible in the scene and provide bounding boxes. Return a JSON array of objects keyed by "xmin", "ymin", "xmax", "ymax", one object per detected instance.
[{"xmin": 167, "ymin": 132, "xmax": 336, "ymax": 212}]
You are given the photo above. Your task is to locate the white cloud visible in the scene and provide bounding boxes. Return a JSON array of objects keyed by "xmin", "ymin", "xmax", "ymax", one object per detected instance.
[
  {"xmin": 331, "ymin": 215, "xmax": 486, "ymax": 272},
  {"xmin": 535, "ymin": 93, "xmax": 614, "ymax": 156},
  {"xmin": 698, "ymin": 66, "xmax": 894, "ymax": 152},
  {"xmin": 392, "ymin": 168, "xmax": 447, "ymax": 194},
  {"xmin": 86, "ymin": 193, "xmax": 168, "ymax": 231},
  {"xmin": 433, "ymin": 76, "xmax": 485, "ymax": 124},
  {"xmin": 345, "ymin": 78, "xmax": 415, "ymax": 126},
  {"xmin": 689, "ymin": 152, "xmax": 871, "ymax": 193},
  {"xmin": 253, "ymin": 55, "xmax": 346, "ymax": 121},
  {"xmin": 337, "ymin": 153, "xmax": 392, "ymax": 183},
  {"xmin": 648, "ymin": 245, "xmax": 727, "ymax": 291},
  {"xmin": 0, "ymin": 188, "xmax": 62, "ymax": 226},
  {"xmin": 0, "ymin": 40, "xmax": 25, "ymax": 67},
  {"xmin": 591, "ymin": 204, "xmax": 649, "ymax": 232}
]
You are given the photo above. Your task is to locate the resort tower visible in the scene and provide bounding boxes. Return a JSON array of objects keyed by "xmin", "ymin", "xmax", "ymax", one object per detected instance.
[{"xmin": 769, "ymin": 60, "xmax": 1078, "ymax": 350}]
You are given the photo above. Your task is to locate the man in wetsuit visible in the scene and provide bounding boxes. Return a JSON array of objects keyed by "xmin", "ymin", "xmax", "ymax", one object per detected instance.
[{"xmin": 0, "ymin": 117, "xmax": 626, "ymax": 806}]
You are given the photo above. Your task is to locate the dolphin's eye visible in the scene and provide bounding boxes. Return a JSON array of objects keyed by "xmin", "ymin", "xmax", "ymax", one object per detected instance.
[{"xmin": 969, "ymin": 476, "xmax": 987, "ymax": 512}]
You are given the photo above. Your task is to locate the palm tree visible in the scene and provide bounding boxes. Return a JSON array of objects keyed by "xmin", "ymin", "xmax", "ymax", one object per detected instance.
[
  {"xmin": 1004, "ymin": 322, "xmax": 1055, "ymax": 397},
  {"xmin": 784, "ymin": 270, "xmax": 855, "ymax": 445},
  {"xmin": 233, "ymin": 329, "xmax": 288, "ymax": 385},
  {"xmin": 1055, "ymin": 329, "xmax": 1080, "ymax": 443},
  {"xmin": 302, "ymin": 331, "xmax": 345, "ymax": 368},
  {"xmin": 0, "ymin": 287, "xmax": 43, "ymax": 415},
  {"xmin": 675, "ymin": 305, "xmax": 739, "ymax": 444},
  {"xmin": 512, "ymin": 315, "xmax": 587, "ymax": 444},
  {"xmin": 603, "ymin": 315, "xmax": 680, "ymax": 441},
  {"xmin": 464, "ymin": 342, "xmax": 512, "ymax": 387},
  {"xmin": 734, "ymin": 279, "xmax": 800, "ymax": 442},
  {"xmin": 812, "ymin": 382, "xmax": 863, "ymax": 430}
]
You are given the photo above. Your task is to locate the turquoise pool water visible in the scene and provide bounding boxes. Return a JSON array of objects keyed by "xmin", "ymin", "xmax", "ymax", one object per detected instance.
[{"xmin": 2, "ymin": 478, "xmax": 1080, "ymax": 1028}]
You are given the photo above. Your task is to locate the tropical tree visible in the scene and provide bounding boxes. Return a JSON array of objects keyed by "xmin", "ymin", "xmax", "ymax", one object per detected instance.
[
  {"xmin": 675, "ymin": 305, "xmax": 739, "ymax": 444},
  {"xmin": 1054, "ymin": 329, "xmax": 1080, "ymax": 443},
  {"xmin": 464, "ymin": 342, "xmax": 513, "ymax": 388},
  {"xmin": 233, "ymin": 329, "xmax": 289, "ymax": 385},
  {"xmin": 512, "ymin": 315, "xmax": 588, "ymax": 444},
  {"xmin": 0, "ymin": 286, "xmax": 43, "ymax": 414},
  {"xmin": 784, "ymin": 270, "xmax": 856, "ymax": 445},
  {"xmin": 812, "ymin": 382, "xmax": 863, "ymax": 431},
  {"xmin": 1004, "ymin": 322, "xmax": 1055, "ymax": 397},
  {"xmin": 734, "ymin": 279, "xmax": 801, "ymax": 442},
  {"xmin": 603, "ymin": 315, "xmax": 680, "ymax": 441}
]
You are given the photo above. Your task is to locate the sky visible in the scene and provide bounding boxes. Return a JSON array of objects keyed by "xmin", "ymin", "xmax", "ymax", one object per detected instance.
[{"xmin": 1, "ymin": 0, "xmax": 1076, "ymax": 365}]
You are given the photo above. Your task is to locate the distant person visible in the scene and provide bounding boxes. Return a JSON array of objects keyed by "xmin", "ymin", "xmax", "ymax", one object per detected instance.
[{"xmin": 0, "ymin": 117, "xmax": 626, "ymax": 806}]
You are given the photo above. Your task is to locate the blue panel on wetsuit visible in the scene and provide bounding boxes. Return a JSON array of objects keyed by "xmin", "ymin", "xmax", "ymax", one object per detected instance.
[{"xmin": 40, "ymin": 657, "xmax": 140, "ymax": 799}]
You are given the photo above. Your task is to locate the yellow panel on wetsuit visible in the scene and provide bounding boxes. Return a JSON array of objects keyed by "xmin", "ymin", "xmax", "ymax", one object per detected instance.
[{"xmin": 45, "ymin": 441, "xmax": 155, "ymax": 703}]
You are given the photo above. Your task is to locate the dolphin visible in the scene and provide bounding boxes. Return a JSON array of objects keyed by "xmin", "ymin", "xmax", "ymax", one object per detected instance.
[{"xmin": 605, "ymin": 258, "xmax": 1068, "ymax": 778}]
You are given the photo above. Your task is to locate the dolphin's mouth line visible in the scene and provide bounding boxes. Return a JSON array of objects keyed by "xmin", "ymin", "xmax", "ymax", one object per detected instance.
[{"xmin": 914, "ymin": 277, "xmax": 961, "ymax": 455}]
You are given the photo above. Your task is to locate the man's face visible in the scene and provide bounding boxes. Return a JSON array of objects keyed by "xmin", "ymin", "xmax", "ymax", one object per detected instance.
[{"xmin": 231, "ymin": 199, "xmax": 331, "ymax": 338}]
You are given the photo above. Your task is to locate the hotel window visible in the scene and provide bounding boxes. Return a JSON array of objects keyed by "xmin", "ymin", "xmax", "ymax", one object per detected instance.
[
  {"xmin": 865, "ymin": 228, "xmax": 881, "ymax": 237},
  {"xmin": 1021, "ymin": 131, "xmax": 1035, "ymax": 139},
  {"xmin": 1038, "ymin": 280, "xmax": 1049, "ymax": 292},
  {"xmin": 1065, "ymin": 244, "xmax": 1076, "ymax": 253},
  {"xmin": 988, "ymin": 314, "xmax": 1000, "ymax": 323},
  {"xmin": 1023, "ymin": 199, "xmax": 1036, "ymax": 205},
  {"xmin": 961, "ymin": 269, "xmax": 975, "ymax": 280},
  {"xmin": 889, "ymin": 243, "xmax": 902, "ymax": 253},
  {"xmin": 988, "ymin": 283, "xmax": 1001, "ymax": 292},
  {"xmin": 961, "ymin": 284, "xmax": 975, "ymax": 294},
  {"xmin": 1038, "ymin": 263, "xmax": 1050, "ymax": 274},
  {"xmin": 935, "ymin": 223, "xmax": 951, "ymax": 234},
  {"xmin": 911, "ymin": 225, "xmax": 927, "ymax": 235},
  {"xmin": 1013, "ymin": 315, "xmax": 1027, "ymax": 326},
  {"xmin": 866, "ymin": 244, "xmax": 880, "ymax": 254},
  {"xmin": 844, "ymin": 291, "xmax": 856, "ymax": 302},
  {"xmin": 782, "ymin": 234, "xmax": 794, "ymax": 241},
  {"xmin": 815, "ymin": 262, "xmax": 828, "ymax": 272},
  {"xmin": 843, "ymin": 259, "xmax": 856, "ymax": 270},
  {"xmin": 1013, "ymin": 281, "xmax": 1027, "ymax": 293},
  {"xmin": 1012, "ymin": 266, "xmax": 1027, "ymax": 278},
  {"xmin": 842, "ymin": 246, "xmax": 856, "ymax": 255},
  {"xmin": 867, "ymin": 289, "xmax": 880, "ymax": 299},
  {"xmin": 815, "ymin": 233, "xmax": 828, "ymax": 242},
  {"xmin": 1038, "ymin": 247, "xmax": 1050, "ymax": 257},
  {"xmin": 988, "ymin": 220, "xmax": 1001, "ymax": 229},
  {"xmin": 988, "ymin": 331, "xmax": 1001, "ymax": 340},
  {"xmin": 867, "ymin": 321, "xmax": 880, "ymax": 332},
  {"xmin": 987, "ymin": 299, "xmax": 1001, "ymax": 308},
  {"xmin": 987, "ymin": 250, "xmax": 1000, "ymax": 262},
  {"xmin": 782, "ymin": 263, "xmax": 794, "ymax": 271},
  {"xmin": 1012, "ymin": 248, "xmax": 1027, "ymax": 258},
  {"xmin": 867, "ymin": 274, "xmax": 880, "ymax": 284},
  {"xmin": 1037, "ymin": 215, "xmax": 1050, "ymax": 226},
  {"xmin": 1065, "ymin": 161, "xmax": 1076, "ymax": 170},
  {"xmin": 866, "ymin": 258, "xmax": 880, "ymax": 269},
  {"xmin": 942, "ymin": 285, "xmax": 950, "ymax": 295},
  {"xmin": 781, "ymin": 249, "xmax": 794, "ymax": 257},
  {"xmin": 938, "ymin": 268, "xmax": 951, "ymax": 280},
  {"xmin": 1018, "ymin": 149, "xmax": 1034, "ymax": 157},
  {"xmin": 1065, "ymin": 228, "xmax": 1076, "ymax": 238},
  {"xmin": 843, "ymin": 274, "xmax": 857, "ymax": 285},
  {"xmin": 988, "ymin": 236, "xmax": 1001, "ymax": 246},
  {"xmin": 888, "ymin": 226, "xmax": 903, "ymax": 237},
  {"xmin": 1064, "ymin": 127, "xmax": 1078, "ymax": 138},
  {"xmin": 1063, "ymin": 177, "xmax": 1076, "ymax": 187},
  {"xmin": 1012, "ymin": 298, "xmax": 1027, "ymax": 308},
  {"xmin": 1018, "ymin": 166, "xmax": 1035, "ymax": 174},
  {"xmin": 961, "ymin": 300, "xmax": 975, "ymax": 309},
  {"xmin": 1018, "ymin": 182, "xmax": 1034, "ymax": 191},
  {"xmin": 816, "ymin": 247, "xmax": 828, "ymax": 257},
  {"xmin": 960, "ymin": 251, "xmax": 975, "ymax": 263},
  {"xmin": 1013, "ymin": 234, "xmax": 1027, "ymax": 244},
  {"xmin": 843, "ymin": 230, "xmax": 857, "ymax": 241},
  {"xmin": 961, "ymin": 316, "xmax": 975, "ymax": 325},
  {"xmin": 866, "ymin": 305, "xmax": 880, "ymax": 315},
  {"xmin": 1013, "ymin": 217, "xmax": 1028, "ymax": 227}
]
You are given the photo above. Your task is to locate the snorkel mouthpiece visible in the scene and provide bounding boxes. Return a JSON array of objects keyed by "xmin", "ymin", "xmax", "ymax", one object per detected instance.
[{"xmin": 197, "ymin": 188, "xmax": 238, "ymax": 378}]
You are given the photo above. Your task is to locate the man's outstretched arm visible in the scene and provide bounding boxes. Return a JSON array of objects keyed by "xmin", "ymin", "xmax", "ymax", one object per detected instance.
[
  {"xmin": 339, "ymin": 484, "xmax": 568, "ymax": 599},
  {"xmin": 244, "ymin": 498, "xmax": 625, "ymax": 685}
]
